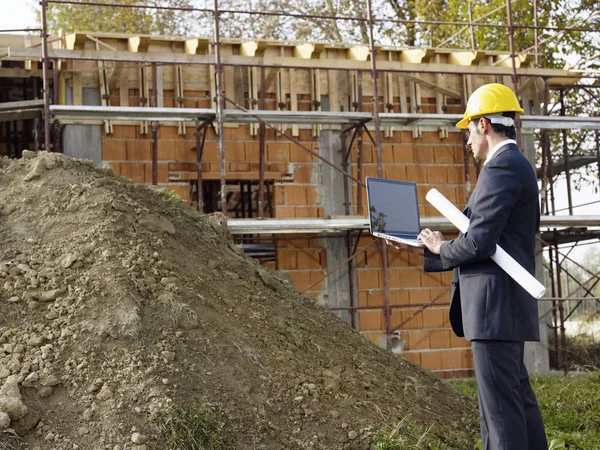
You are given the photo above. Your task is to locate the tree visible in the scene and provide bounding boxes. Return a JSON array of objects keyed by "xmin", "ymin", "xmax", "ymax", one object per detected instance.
[{"xmin": 36, "ymin": 0, "xmax": 196, "ymax": 35}]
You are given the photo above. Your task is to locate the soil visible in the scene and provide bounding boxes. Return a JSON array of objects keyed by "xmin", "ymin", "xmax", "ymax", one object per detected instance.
[{"xmin": 0, "ymin": 151, "xmax": 477, "ymax": 449}]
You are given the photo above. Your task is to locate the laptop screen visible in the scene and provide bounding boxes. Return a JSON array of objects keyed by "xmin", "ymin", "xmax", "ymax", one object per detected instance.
[{"xmin": 366, "ymin": 177, "xmax": 421, "ymax": 236}]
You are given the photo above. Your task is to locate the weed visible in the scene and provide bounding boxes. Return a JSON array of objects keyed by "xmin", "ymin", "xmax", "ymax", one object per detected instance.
[
  {"xmin": 276, "ymin": 317, "xmax": 305, "ymax": 348},
  {"xmin": 161, "ymin": 190, "xmax": 186, "ymax": 210},
  {"xmin": 153, "ymin": 400, "xmax": 229, "ymax": 450},
  {"xmin": 0, "ymin": 430, "xmax": 24, "ymax": 450},
  {"xmin": 371, "ymin": 415, "xmax": 472, "ymax": 450}
]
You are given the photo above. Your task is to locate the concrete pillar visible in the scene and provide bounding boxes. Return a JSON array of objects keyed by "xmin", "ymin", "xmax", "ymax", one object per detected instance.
[
  {"xmin": 63, "ymin": 87, "xmax": 102, "ymax": 166},
  {"xmin": 521, "ymin": 122, "xmax": 551, "ymax": 374},
  {"xmin": 316, "ymin": 130, "xmax": 357, "ymax": 325}
]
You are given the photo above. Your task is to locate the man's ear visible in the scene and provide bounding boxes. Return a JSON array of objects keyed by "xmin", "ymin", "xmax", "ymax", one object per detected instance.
[{"xmin": 479, "ymin": 117, "xmax": 489, "ymax": 134}]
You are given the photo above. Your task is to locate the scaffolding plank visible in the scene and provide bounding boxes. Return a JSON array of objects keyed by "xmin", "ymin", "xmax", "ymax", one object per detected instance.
[
  {"xmin": 169, "ymin": 171, "xmax": 287, "ymax": 181},
  {"xmin": 227, "ymin": 215, "xmax": 600, "ymax": 235},
  {"xmin": 48, "ymin": 105, "xmax": 600, "ymax": 130}
]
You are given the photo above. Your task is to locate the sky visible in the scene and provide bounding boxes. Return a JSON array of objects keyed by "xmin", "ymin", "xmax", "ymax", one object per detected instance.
[{"xmin": 2, "ymin": 1, "xmax": 598, "ymax": 265}]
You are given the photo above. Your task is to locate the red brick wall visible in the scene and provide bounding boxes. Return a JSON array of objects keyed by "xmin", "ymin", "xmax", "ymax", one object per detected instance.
[{"xmin": 99, "ymin": 90, "xmax": 476, "ymax": 377}]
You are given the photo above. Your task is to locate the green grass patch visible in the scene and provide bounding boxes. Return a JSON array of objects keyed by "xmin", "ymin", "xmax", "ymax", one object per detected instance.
[
  {"xmin": 160, "ymin": 189, "xmax": 187, "ymax": 214},
  {"xmin": 152, "ymin": 400, "xmax": 229, "ymax": 450},
  {"xmin": 451, "ymin": 372, "xmax": 600, "ymax": 450}
]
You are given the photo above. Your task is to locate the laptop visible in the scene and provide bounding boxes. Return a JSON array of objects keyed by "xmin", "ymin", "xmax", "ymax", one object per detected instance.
[{"xmin": 366, "ymin": 177, "xmax": 424, "ymax": 247}]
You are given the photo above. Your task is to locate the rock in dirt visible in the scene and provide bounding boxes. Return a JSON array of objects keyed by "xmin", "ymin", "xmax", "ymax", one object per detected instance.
[
  {"xmin": 131, "ymin": 432, "xmax": 148, "ymax": 445},
  {"xmin": 61, "ymin": 254, "xmax": 78, "ymax": 269},
  {"xmin": 32, "ymin": 288, "xmax": 66, "ymax": 302},
  {"xmin": 0, "ymin": 411, "xmax": 9, "ymax": 431},
  {"xmin": 96, "ymin": 385, "xmax": 113, "ymax": 401},
  {"xmin": 23, "ymin": 157, "xmax": 46, "ymax": 182},
  {"xmin": 11, "ymin": 410, "xmax": 40, "ymax": 436},
  {"xmin": 137, "ymin": 215, "xmax": 175, "ymax": 235},
  {"xmin": 0, "ymin": 375, "xmax": 27, "ymax": 420},
  {"xmin": 21, "ymin": 150, "xmax": 36, "ymax": 159}
]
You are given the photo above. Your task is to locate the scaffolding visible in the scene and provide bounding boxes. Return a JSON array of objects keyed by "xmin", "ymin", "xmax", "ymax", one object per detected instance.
[{"xmin": 2, "ymin": 0, "xmax": 599, "ymax": 374}]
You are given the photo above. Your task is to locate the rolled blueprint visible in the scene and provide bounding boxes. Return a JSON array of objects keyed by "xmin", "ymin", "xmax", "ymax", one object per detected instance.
[{"xmin": 426, "ymin": 189, "xmax": 546, "ymax": 299}]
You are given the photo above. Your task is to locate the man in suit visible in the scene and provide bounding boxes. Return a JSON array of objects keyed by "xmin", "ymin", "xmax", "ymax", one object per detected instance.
[{"xmin": 391, "ymin": 84, "xmax": 547, "ymax": 450}]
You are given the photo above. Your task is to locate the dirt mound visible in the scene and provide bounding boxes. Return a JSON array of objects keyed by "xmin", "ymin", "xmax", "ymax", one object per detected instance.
[{"xmin": 0, "ymin": 151, "xmax": 477, "ymax": 449}]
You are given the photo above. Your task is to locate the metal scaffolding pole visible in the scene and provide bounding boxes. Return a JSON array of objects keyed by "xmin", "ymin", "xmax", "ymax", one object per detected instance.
[
  {"xmin": 213, "ymin": 0, "xmax": 228, "ymax": 231},
  {"xmin": 258, "ymin": 66, "xmax": 266, "ymax": 218},
  {"xmin": 356, "ymin": 72, "xmax": 364, "ymax": 215},
  {"xmin": 506, "ymin": 0, "xmax": 521, "ymax": 148},
  {"xmin": 533, "ymin": 0, "xmax": 540, "ymax": 66},
  {"xmin": 560, "ymin": 90, "xmax": 574, "ymax": 214},
  {"xmin": 366, "ymin": 0, "xmax": 392, "ymax": 351},
  {"xmin": 41, "ymin": 0, "xmax": 51, "ymax": 151},
  {"xmin": 151, "ymin": 63, "xmax": 158, "ymax": 185},
  {"xmin": 554, "ymin": 243, "xmax": 568, "ymax": 374}
]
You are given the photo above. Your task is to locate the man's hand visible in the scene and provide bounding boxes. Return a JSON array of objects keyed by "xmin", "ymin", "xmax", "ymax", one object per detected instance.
[
  {"xmin": 385, "ymin": 240, "xmax": 424, "ymax": 256},
  {"xmin": 418, "ymin": 228, "xmax": 445, "ymax": 255}
]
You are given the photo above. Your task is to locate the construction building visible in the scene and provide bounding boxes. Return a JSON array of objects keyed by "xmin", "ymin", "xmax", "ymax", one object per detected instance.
[{"xmin": 1, "ymin": 1, "xmax": 599, "ymax": 378}]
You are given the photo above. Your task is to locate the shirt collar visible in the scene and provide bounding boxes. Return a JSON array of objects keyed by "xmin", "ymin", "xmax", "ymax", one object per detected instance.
[{"xmin": 484, "ymin": 139, "xmax": 517, "ymax": 165}]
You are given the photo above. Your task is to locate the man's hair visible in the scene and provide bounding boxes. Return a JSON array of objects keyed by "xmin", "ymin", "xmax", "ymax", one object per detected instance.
[{"xmin": 483, "ymin": 112, "xmax": 516, "ymax": 140}]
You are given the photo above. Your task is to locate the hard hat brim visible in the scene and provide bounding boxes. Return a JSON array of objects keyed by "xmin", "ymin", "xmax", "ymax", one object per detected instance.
[{"xmin": 455, "ymin": 117, "xmax": 469, "ymax": 129}]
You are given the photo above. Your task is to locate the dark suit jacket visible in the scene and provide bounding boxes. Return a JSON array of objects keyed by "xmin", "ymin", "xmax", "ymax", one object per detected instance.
[{"xmin": 424, "ymin": 142, "xmax": 541, "ymax": 342}]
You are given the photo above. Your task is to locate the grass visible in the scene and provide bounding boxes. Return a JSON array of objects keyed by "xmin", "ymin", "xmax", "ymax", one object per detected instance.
[
  {"xmin": 152, "ymin": 400, "xmax": 229, "ymax": 450},
  {"xmin": 451, "ymin": 371, "xmax": 600, "ymax": 450},
  {"xmin": 371, "ymin": 414, "xmax": 480, "ymax": 450},
  {"xmin": 550, "ymin": 332, "xmax": 600, "ymax": 371}
]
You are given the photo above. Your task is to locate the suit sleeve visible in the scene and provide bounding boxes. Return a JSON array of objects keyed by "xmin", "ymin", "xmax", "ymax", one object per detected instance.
[
  {"xmin": 439, "ymin": 156, "xmax": 521, "ymax": 270},
  {"xmin": 424, "ymin": 248, "xmax": 452, "ymax": 272}
]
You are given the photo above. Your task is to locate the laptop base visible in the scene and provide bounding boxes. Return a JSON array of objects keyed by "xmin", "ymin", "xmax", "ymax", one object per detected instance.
[{"xmin": 372, "ymin": 232, "xmax": 424, "ymax": 247}]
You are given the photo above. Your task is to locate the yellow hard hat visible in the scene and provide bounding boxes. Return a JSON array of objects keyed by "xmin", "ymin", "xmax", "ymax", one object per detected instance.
[{"xmin": 456, "ymin": 83, "xmax": 524, "ymax": 129}]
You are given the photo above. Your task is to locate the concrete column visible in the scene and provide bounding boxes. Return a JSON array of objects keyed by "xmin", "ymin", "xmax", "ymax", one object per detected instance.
[
  {"xmin": 316, "ymin": 130, "xmax": 357, "ymax": 325},
  {"xmin": 521, "ymin": 119, "xmax": 551, "ymax": 374}
]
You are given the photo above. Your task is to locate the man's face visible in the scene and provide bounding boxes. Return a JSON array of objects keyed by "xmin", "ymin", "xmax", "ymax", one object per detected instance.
[{"xmin": 466, "ymin": 119, "xmax": 489, "ymax": 161}]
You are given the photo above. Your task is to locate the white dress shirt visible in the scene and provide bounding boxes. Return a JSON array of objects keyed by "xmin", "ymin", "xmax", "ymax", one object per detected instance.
[{"xmin": 484, "ymin": 139, "xmax": 516, "ymax": 166}]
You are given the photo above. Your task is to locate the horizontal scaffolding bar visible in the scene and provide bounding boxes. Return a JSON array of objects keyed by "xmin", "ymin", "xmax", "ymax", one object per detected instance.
[
  {"xmin": 227, "ymin": 216, "xmax": 600, "ymax": 235},
  {"xmin": 0, "ymin": 99, "xmax": 43, "ymax": 122},
  {"xmin": 49, "ymin": 105, "xmax": 600, "ymax": 130}
]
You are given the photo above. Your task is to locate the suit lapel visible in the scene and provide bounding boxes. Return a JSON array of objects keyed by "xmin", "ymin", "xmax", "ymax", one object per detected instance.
[{"xmin": 464, "ymin": 143, "xmax": 519, "ymax": 216}]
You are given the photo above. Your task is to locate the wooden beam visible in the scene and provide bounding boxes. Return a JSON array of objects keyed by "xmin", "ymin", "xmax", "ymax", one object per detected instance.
[
  {"xmin": 6, "ymin": 47, "xmax": 579, "ymax": 80},
  {"xmin": 348, "ymin": 46, "xmax": 370, "ymax": 61},
  {"xmin": 119, "ymin": 67, "xmax": 129, "ymax": 107},
  {"xmin": 128, "ymin": 36, "xmax": 150, "ymax": 53},
  {"xmin": 72, "ymin": 72, "xmax": 82, "ymax": 106},
  {"xmin": 393, "ymin": 72, "xmax": 461, "ymax": 99},
  {"xmin": 434, "ymin": 54, "xmax": 448, "ymax": 140},
  {"xmin": 64, "ymin": 33, "xmax": 87, "ymax": 50},
  {"xmin": 240, "ymin": 41, "xmax": 268, "ymax": 57},
  {"xmin": 184, "ymin": 38, "xmax": 209, "ymax": 55},
  {"xmin": 86, "ymin": 34, "xmax": 118, "ymax": 52},
  {"xmin": 293, "ymin": 43, "xmax": 325, "ymax": 59},
  {"xmin": 447, "ymin": 51, "xmax": 485, "ymax": 66},
  {"xmin": 399, "ymin": 49, "xmax": 435, "ymax": 64},
  {"xmin": 0, "ymin": 68, "xmax": 43, "ymax": 78}
]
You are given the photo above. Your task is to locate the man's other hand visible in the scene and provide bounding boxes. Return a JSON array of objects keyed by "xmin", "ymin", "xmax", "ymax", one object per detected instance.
[
  {"xmin": 385, "ymin": 240, "xmax": 424, "ymax": 256},
  {"xmin": 418, "ymin": 228, "xmax": 445, "ymax": 255}
]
